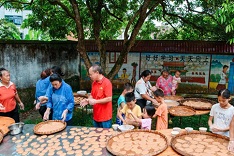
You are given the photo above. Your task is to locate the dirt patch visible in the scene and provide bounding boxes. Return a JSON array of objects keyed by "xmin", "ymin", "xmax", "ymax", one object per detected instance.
[{"xmin": 20, "ymin": 108, "xmax": 42, "ymax": 124}]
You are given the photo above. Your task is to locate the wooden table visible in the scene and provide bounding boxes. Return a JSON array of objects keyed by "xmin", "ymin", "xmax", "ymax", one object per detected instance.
[{"xmin": 157, "ymin": 129, "xmax": 180, "ymax": 156}]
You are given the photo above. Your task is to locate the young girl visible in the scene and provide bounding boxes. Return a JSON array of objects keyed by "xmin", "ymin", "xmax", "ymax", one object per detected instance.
[
  {"xmin": 208, "ymin": 89, "xmax": 234, "ymax": 137},
  {"xmin": 171, "ymin": 70, "xmax": 181, "ymax": 95},
  {"xmin": 153, "ymin": 89, "xmax": 168, "ymax": 130},
  {"xmin": 128, "ymin": 105, "xmax": 156, "ymax": 130}
]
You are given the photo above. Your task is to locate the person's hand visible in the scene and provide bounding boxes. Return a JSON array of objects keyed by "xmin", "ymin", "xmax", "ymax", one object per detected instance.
[
  {"xmin": 19, "ymin": 102, "xmax": 24, "ymax": 110},
  {"xmin": 151, "ymin": 99, "xmax": 158, "ymax": 105},
  {"xmin": 127, "ymin": 109, "xmax": 132, "ymax": 114},
  {"xmin": 35, "ymin": 103, "xmax": 41, "ymax": 110},
  {"xmin": 80, "ymin": 98, "xmax": 89, "ymax": 107},
  {"xmin": 88, "ymin": 98, "xmax": 97, "ymax": 105},
  {"xmin": 38, "ymin": 96, "xmax": 48, "ymax": 104},
  {"xmin": 0, "ymin": 103, "xmax": 5, "ymax": 111},
  {"xmin": 150, "ymin": 86, "xmax": 157, "ymax": 92},
  {"xmin": 43, "ymin": 110, "xmax": 50, "ymax": 121},
  {"xmin": 61, "ymin": 109, "xmax": 68, "ymax": 121},
  {"xmin": 228, "ymin": 141, "xmax": 234, "ymax": 153}
]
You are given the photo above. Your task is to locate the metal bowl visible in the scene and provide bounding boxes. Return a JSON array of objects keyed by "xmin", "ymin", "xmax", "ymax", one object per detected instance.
[{"xmin": 8, "ymin": 122, "xmax": 25, "ymax": 135}]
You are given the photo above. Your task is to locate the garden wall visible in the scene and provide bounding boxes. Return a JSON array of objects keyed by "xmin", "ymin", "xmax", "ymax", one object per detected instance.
[{"xmin": 0, "ymin": 40, "xmax": 79, "ymax": 88}]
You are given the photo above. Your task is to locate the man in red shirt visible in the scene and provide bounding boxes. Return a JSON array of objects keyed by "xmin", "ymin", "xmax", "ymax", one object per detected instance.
[{"xmin": 81, "ymin": 64, "xmax": 112, "ymax": 128}]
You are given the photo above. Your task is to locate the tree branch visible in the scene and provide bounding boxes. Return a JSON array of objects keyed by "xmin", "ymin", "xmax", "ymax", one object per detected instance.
[
  {"xmin": 160, "ymin": 1, "xmax": 204, "ymax": 31},
  {"xmin": 124, "ymin": 9, "xmax": 141, "ymax": 44},
  {"xmin": 162, "ymin": 15, "xmax": 179, "ymax": 33},
  {"xmin": 103, "ymin": 4, "xmax": 123, "ymax": 22},
  {"xmin": 48, "ymin": 0, "xmax": 75, "ymax": 20},
  {"xmin": 185, "ymin": 0, "xmax": 222, "ymax": 26}
]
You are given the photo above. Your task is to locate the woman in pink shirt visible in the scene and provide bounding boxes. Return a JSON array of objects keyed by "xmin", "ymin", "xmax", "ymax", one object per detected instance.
[{"xmin": 156, "ymin": 70, "xmax": 173, "ymax": 96}]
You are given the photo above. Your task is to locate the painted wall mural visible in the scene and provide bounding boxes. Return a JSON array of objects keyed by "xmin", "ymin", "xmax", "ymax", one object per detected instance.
[
  {"xmin": 209, "ymin": 55, "xmax": 234, "ymax": 93},
  {"xmin": 140, "ymin": 53, "xmax": 211, "ymax": 86},
  {"xmin": 80, "ymin": 51, "xmax": 234, "ymax": 94}
]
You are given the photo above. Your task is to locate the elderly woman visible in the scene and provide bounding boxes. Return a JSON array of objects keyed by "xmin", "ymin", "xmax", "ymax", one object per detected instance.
[
  {"xmin": 0, "ymin": 68, "xmax": 24, "ymax": 122},
  {"xmin": 156, "ymin": 70, "xmax": 173, "ymax": 96},
  {"xmin": 41, "ymin": 73, "xmax": 74, "ymax": 125},
  {"xmin": 134, "ymin": 70, "xmax": 157, "ymax": 111}
]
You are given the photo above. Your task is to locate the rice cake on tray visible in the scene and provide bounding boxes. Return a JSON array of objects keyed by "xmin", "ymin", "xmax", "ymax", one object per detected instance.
[
  {"xmin": 106, "ymin": 129, "xmax": 168, "ymax": 156},
  {"xmin": 171, "ymin": 131, "xmax": 234, "ymax": 156},
  {"xmin": 168, "ymin": 106, "xmax": 196, "ymax": 117},
  {"xmin": 179, "ymin": 98, "xmax": 216, "ymax": 110},
  {"xmin": 34, "ymin": 120, "xmax": 67, "ymax": 135}
]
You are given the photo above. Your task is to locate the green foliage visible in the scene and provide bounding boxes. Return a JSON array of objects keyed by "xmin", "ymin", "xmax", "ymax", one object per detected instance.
[
  {"xmin": 0, "ymin": 19, "xmax": 21, "ymax": 40},
  {"xmin": 216, "ymin": 0, "xmax": 234, "ymax": 44}
]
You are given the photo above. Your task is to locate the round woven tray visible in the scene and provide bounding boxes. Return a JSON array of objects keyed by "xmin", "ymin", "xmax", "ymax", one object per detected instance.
[
  {"xmin": 171, "ymin": 131, "xmax": 232, "ymax": 156},
  {"xmin": 165, "ymin": 100, "xmax": 180, "ymax": 108},
  {"xmin": 106, "ymin": 129, "xmax": 168, "ymax": 156},
  {"xmin": 34, "ymin": 120, "xmax": 66, "ymax": 135},
  {"xmin": 0, "ymin": 116, "xmax": 15, "ymax": 136},
  {"xmin": 168, "ymin": 106, "xmax": 196, "ymax": 117},
  {"xmin": 0, "ymin": 129, "xmax": 3, "ymax": 143},
  {"xmin": 164, "ymin": 95, "xmax": 184, "ymax": 101},
  {"xmin": 180, "ymin": 98, "xmax": 216, "ymax": 110}
]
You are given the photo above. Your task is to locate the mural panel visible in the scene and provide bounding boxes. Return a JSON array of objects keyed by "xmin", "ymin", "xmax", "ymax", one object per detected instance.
[
  {"xmin": 140, "ymin": 53, "xmax": 211, "ymax": 93},
  {"xmin": 209, "ymin": 55, "xmax": 233, "ymax": 93}
]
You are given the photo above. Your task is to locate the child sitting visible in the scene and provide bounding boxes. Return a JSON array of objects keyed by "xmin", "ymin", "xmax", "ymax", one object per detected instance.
[
  {"xmin": 128, "ymin": 105, "xmax": 156, "ymax": 130},
  {"xmin": 116, "ymin": 82, "xmax": 134, "ymax": 125},
  {"xmin": 153, "ymin": 89, "xmax": 168, "ymax": 130},
  {"xmin": 117, "ymin": 92, "xmax": 142, "ymax": 127},
  {"xmin": 171, "ymin": 70, "xmax": 181, "ymax": 95},
  {"xmin": 208, "ymin": 89, "xmax": 234, "ymax": 137}
]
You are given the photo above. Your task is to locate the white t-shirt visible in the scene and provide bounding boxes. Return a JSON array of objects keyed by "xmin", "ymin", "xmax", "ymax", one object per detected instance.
[
  {"xmin": 210, "ymin": 103, "xmax": 234, "ymax": 137},
  {"xmin": 219, "ymin": 72, "xmax": 227, "ymax": 84},
  {"xmin": 134, "ymin": 78, "xmax": 152, "ymax": 100},
  {"xmin": 141, "ymin": 118, "xmax": 152, "ymax": 130}
]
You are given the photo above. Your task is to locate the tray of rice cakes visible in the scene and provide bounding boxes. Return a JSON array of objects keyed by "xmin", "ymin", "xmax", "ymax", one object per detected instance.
[
  {"xmin": 34, "ymin": 120, "xmax": 67, "ymax": 135},
  {"xmin": 73, "ymin": 93, "xmax": 87, "ymax": 105},
  {"xmin": 0, "ymin": 116, "xmax": 15, "ymax": 136},
  {"xmin": 179, "ymin": 98, "xmax": 216, "ymax": 110},
  {"xmin": 106, "ymin": 129, "xmax": 168, "ymax": 156},
  {"xmin": 171, "ymin": 131, "xmax": 234, "ymax": 156},
  {"xmin": 164, "ymin": 95, "xmax": 184, "ymax": 101},
  {"xmin": 168, "ymin": 106, "xmax": 196, "ymax": 117}
]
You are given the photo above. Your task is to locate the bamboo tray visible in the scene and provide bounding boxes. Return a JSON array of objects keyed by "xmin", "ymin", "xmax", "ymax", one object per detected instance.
[
  {"xmin": 164, "ymin": 95, "xmax": 184, "ymax": 101},
  {"xmin": 168, "ymin": 106, "xmax": 196, "ymax": 117},
  {"xmin": 171, "ymin": 131, "xmax": 233, "ymax": 156},
  {"xmin": 34, "ymin": 120, "xmax": 66, "ymax": 135},
  {"xmin": 0, "ymin": 116, "xmax": 15, "ymax": 136},
  {"xmin": 106, "ymin": 129, "xmax": 168, "ymax": 156},
  {"xmin": 0, "ymin": 129, "xmax": 3, "ymax": 143},
  {"xmin": 180, "ymin": 98, "xmax": 216, "ymax": 110}
]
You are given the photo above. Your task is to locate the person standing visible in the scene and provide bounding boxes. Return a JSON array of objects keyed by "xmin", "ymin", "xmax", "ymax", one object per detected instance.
[
  {"xmin": 156, "ymin": 70, "xmax": 173, "ymax": 96},
  {"xmin": 208, "ymin": 89, "xmax": 234, "ymax": 137},
  {"xmin": 35, "ymin": 68, "xmax": 52, "ymax": 119},
  {"xmin": 80, "ymin": 64, "xmax": 112, "ymax": 128},
  {"xmin": 42, "ymin": 73, "xmax": 74, "ymax": 125},
  {"xmin": 0, "ymin": 68, "xmax": 24, "ymax": 122}
]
